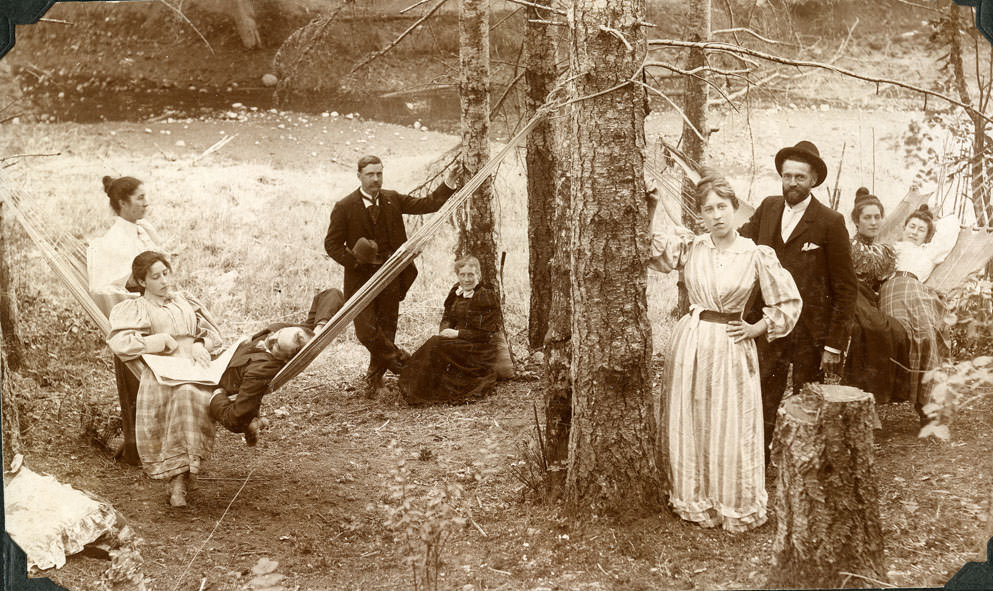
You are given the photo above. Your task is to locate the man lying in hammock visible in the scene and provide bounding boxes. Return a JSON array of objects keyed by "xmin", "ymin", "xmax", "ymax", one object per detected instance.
[{"xmin": 209, "ymin": 288, "xmax": 344, "ymax": 445}]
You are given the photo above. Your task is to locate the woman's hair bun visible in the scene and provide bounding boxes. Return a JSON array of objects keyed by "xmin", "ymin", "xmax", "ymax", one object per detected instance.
[
  {"xmin": 102, "ymin": 176, "xmax": 115, "ymax": 195},
  {"xmin": 855, "ymin": 186, "xmax": 870, "ymax": 199},
  {"xmin": 917, "ymin": 204, "xmax": 930, "ymax": 212}
]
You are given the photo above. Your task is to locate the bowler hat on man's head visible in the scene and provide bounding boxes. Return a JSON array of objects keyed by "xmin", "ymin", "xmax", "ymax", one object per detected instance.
[{"xmin": 775, "ymin": 140, "xmax": 828, "ymax": 187}]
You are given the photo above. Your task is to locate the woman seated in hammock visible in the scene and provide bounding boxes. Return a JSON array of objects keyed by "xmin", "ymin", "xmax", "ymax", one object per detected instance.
[
  {"xmin": 107, "ymin": 251, "xmax": 222, "ymax": 508},
  {"xmin": 841, "ymin": 188, "xmax": 911, "ymax": 405},
  {"xmin": 87, "ymin": 175, "xmax": 169, "ymax": 465},
  {"xmin": 398, "ymin": 255, "xmax": 501, "ymax": 405},
  {"xmin": 879, "ymin": 204, "xmax": 959, "ymax": 423}
]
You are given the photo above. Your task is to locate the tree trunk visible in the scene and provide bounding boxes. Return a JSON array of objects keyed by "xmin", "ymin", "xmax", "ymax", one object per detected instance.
[
  {"xmin": 541, "ymin": 125, "xmax": 572, "ymax": 499},
  {"xmin": 525, "ymin": 0, "xmax": 560, "ymax": 350},
  {"xmin": 457, "ymin": 0, "xmax": 514, "ymax": 378},
  {"xmin": 233, "ymin": 0, "xmax": 262, "ymax": 49},
  {"xmin": 770, "ymin": 383, "xmax": 885, "ymax": 588},
  {"xmin": 0, "ymin": 202, "xmax": 23, "ymax": 371},
  {"xmin": 564, "ymin": 0, "xmax": 660, "ymax": 512},
  {"xmin": 675, "ymin": 0, "xmax": 710, "ymax": 317},
  {"xmin": 457, "ymin": 0, "xmax": 495, "ymax": 284}
]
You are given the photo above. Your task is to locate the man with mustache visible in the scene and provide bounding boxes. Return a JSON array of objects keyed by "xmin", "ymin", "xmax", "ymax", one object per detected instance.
[
  {"xmin": 739, "ymin": 141, "xmax": 857, "ymax": 458},
  {"xmin": 324, "ymin": 155, "xmax": 460, "ymax": 397}
]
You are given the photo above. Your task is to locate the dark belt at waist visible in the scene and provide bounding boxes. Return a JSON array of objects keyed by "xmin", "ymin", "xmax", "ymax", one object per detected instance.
[
  {"xmin": 698, "ymin": 310, "xmax": 742, "ymax": 324},
  {"xmin": 893, "ymin": 270, "xmax": 919, "ymax": 281}
]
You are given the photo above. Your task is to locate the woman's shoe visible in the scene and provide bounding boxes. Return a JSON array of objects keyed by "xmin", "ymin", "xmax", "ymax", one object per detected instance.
[{"xmin": 169, "ymin": 473, "xmax": 188, "ymax": 507}]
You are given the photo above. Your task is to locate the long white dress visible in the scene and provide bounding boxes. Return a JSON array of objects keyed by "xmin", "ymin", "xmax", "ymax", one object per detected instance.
[{"xmin": 650, "ymin": 231, "xmax": 801, "ymax": 532}]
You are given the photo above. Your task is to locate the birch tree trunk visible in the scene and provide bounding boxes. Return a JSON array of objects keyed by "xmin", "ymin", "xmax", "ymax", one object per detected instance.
[
  {"xmin": 525, "ymin": 0, "xmax": 560, "ymax": 350},
  {"xmin": 565, "ymin": 0, "xmax": 660, "ymax": 512},
  {"xmin": 457, "ymin": 0, "xmax": 496, "ymax": 283}
]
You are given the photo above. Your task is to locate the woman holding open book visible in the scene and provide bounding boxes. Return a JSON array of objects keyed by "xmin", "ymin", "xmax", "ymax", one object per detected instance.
[{"xmin": 107, "ymin": 251, "xmax": 222, "ymax": 508}]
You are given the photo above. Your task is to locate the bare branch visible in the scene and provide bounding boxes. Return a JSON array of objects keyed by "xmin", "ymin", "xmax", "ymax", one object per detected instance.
[
  {"xmin": 158, "ymin": 0, "xmax": 214, "ymax": 55},
  {"xmin": 0, "ymin": 152, "xmax": 61, "ymax": 163},
  {"xmin": 630, "ymin": 78, "xmax": 705, "ymax": 142},
  {"xmin": 712, "ymin": 27, "xmax": 795, "ymax": 47},
  {"xmin": 647, "ymin": 38, "xmax": 993, "ymax": 125},
  {"xmin": 885, "ymin": 0, "xmax": 942, "ymax": 14},
  {"xmin": 828, "ymin": 17, "xmax": 859, "ymax": 65},
  {"xmin": 600, "ymin": 26, "xmax": 633, "ymax": 52},
  {"xmin": 39, "ymin": 17, "xmax": 72, "ymax": 24},
  {"xmin": 529, "ymin": 19, "xmax": 567, "ymax": 27},
  {"xmin": 400, "ymin": 0, "xmax": 432, "ymax": 13},
  {"xmin": 504, "ymin": 0, "xmax": 565, "ymax": 16},
  {"xmin": 643, "ymin": 61, "xmax": 741, "ymax": 110},
  {"xmin": 349, "ymin": 0, "xmax": 451, "ymax": 75}
]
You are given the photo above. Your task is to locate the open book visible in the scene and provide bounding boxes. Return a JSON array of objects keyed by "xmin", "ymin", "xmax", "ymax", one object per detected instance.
[{"xmin": 141, "ymin": 337, "xmax": 248, "ymax": 387}]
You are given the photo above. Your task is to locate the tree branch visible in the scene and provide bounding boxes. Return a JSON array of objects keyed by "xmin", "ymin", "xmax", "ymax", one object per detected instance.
[
  {"xmin": 712, "ymin": 27, "xmax": 795, "ymax": 47},
  {"xmin": 349, "ymin": 0, "xmax": 451, "ymax": 75},
  {"xmin": 630, "ymin": 78, "xmax": 705, "ymax": 141},
  {"xmin": 647, "ymin": 37, "xmax": 993, "ymax": 125},
  {"xmin": 158, "ymin": 0, "xmax": 214, "ymax": 55},
  {"xmin": 504, "ymin": 0, "xmax": 565, "ymax": 16}
]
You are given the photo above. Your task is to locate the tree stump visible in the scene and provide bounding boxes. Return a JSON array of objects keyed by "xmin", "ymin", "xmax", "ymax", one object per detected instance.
[{"xmin": 769, "ymin": 383, "xmax": 885, "ymax": 588}]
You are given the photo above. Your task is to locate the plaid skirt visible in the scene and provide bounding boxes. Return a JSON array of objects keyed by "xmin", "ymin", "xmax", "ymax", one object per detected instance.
[
  {"xmin": 135, "ymin": 367, "xmax": 217, "ymax": 480},
  {"xmin": 879, "ymin": 275, "xmax": 949, "ymax": 407}
]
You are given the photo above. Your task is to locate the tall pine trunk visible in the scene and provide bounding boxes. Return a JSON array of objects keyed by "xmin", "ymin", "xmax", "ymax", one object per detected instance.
[
  {"xmin": 525, "ymin": 0, "xmax": 560, "ymax": 350},
  {"xmin": 676, "ymin": 0, "xmax": 710, "ymax": 316},
  {"xmin": 457, "ymin": 0, "xmax": 497, "ymax": 282},
  {"xmin": 565, "ymin": 0, "xmax": 660, "ymax": 512}
]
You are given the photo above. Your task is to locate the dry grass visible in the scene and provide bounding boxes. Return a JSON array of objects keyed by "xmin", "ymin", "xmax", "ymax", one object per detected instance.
[{"xmin": 2, "ymin": 118, "xmax": 681, "ymax": 365}]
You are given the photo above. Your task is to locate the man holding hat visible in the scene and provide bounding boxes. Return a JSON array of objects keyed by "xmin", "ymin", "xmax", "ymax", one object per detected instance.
[
  {"xmin": 739, "ymin": 140, "xmax": 857, "ymax": 455},
  {"xmin": 324, "ymin": 155, "xmax": 460, "ymax": 396}
]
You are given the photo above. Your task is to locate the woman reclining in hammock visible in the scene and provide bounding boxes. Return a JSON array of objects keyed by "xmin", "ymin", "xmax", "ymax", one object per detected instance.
[
  {"xmin": 208, "ymin": 288, "xmax": 344, "ymax": 446},
  {"xmin": 107, "ymin": 251, "xmax": 221, "ymax": 508},
  {"xmin": 879, "ymin": 205, "xmax": 959, "ymax": 424}
]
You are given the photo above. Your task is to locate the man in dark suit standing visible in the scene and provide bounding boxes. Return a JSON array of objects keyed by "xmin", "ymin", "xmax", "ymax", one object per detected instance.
[
  {"xmin": 739, "ymin": 141, "xmax": 857, "ymax": 454},
  {"xmin": 324, "ymin": 155, "xmax": 459, "ymax": 395}
]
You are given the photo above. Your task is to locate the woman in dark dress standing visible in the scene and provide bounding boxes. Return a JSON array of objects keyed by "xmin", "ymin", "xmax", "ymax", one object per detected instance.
[
  {"xmin": 399, "ymin": 255, "xmax": 501, "ymax": 405},
  {"xmin": 842, "ymin": 188, "xmax": 911, "ymax": 404}
]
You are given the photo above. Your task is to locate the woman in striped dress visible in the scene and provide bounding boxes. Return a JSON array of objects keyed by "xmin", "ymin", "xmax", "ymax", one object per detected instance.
[
  {"xmin": 649, "ymin": 172, "xmax": 801, "ymax": 532},
  {"xmin": 879, "ymin": 205, "xmax": 959, "ymax": 421}
]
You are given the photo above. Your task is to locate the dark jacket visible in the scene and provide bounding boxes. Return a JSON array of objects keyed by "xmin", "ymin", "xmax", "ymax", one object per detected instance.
[
  {"xmin": 739, "ymin": 195, "xmax": 857, "ymax": 352},
  {"xmin": 324, "ymin": 183, "xmax": 455, "ymax": 299},
  {"xmin": 439, "ymin": 283, "xmax": 502, "ymax": 343}
]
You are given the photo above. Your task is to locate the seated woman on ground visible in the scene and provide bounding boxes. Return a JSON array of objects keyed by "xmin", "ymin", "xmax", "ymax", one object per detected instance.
[
  {"xmin": 398, "ymin": 255, "xmax": 501, "ymax": 405},
  {"xmin": 879, "ymin": 204, "xmax": 959, "ymax": 423},
  {"xmin": 107, "ymin": 251, "xmax": 222, "ymax": 508},
  {"xmin": 841, "ymin": 187, "xmax": 911, "ymax": 405}
]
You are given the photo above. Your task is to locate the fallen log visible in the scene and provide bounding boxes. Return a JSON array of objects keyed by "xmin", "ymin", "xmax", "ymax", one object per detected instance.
[{"xmin": 769, "ymin": 383, "xmax": 885, "ymax": 588}]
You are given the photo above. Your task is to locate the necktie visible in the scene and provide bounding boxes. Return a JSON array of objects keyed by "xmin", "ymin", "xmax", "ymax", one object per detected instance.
[{"xmin": 368, "ymin": 202, "xmax": 379, "ymax": 223}]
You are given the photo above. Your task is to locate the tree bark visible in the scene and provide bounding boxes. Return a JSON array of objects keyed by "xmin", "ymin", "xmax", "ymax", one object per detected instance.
[
  {"xmin": 564, "ymin": 0, "xmax": 660, "ymax": 512},
  {"xmin": 525, "ymin": 0, "xmax": 560, "ymax": 350},
  {"xmin": 1, "ymin": 338, "xmax": 19, "ymax": 468},
  {"xmin": 675, "ymin": 0, "xmax": 710, "ymax": 316},
  {"xmin": 770, "ymin": 383, "xmax": 885, "ymax": 588},
  {"xmin": 457, "ymin": 0, "xmax": 496, "ymax": 283},
  {"xmin": 541, "ymin": 124, "xmax": 572, "ymax": 498},
  {"xmin": 0, "ymin": 202, "xmax": 22, "ymax": 372}
]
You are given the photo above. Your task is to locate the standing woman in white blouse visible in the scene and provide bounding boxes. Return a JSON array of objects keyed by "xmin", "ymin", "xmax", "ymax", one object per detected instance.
[
  {"xmin": 879, "ymin": 205, "xmax": 959, "ymax": 422},
  {"xmin": 87, "ymin": 175, "xmax": 168, "ymax": 465}
]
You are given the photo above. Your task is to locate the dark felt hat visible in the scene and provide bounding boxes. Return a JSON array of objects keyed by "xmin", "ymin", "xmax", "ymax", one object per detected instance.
[
  {"xmin": 352, "ymin": 237, "xmax": 382, "ymax": 265},
  {"xmin": 775, "ymin": 140, "xmax": 828, "ymax": 187}
]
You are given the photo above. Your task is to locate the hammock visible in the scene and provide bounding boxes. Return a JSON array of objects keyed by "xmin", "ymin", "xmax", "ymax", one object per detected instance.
[{"xmin": 1, "ymin": 176, "xmax": 145, "ymax": 379}]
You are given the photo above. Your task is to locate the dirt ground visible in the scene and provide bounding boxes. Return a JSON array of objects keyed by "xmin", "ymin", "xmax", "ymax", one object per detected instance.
[{"xmin": 3, "ymin": 1, "xmax": 993, "ymax": 590}]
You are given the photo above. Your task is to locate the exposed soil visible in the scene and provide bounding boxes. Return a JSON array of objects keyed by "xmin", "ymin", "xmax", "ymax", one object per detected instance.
[{"xmin": 3, "ymin": 1, "xmax": 993, "ymax": 590}]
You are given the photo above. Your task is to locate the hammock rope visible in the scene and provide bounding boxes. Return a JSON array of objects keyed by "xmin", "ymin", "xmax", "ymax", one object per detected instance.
[{"xmin": 267, "ymin": 107, "xmax": 552, "ymax": 392}]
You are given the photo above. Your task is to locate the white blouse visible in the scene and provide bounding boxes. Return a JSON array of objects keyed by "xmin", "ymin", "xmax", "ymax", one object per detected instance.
[
  {"xmin": 892, "ymin": 215, "xmax": 959, "ymax": 283},
  {"xmin": 86, "ymin": 217, "xmax": 166, "ymax": 315}
]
